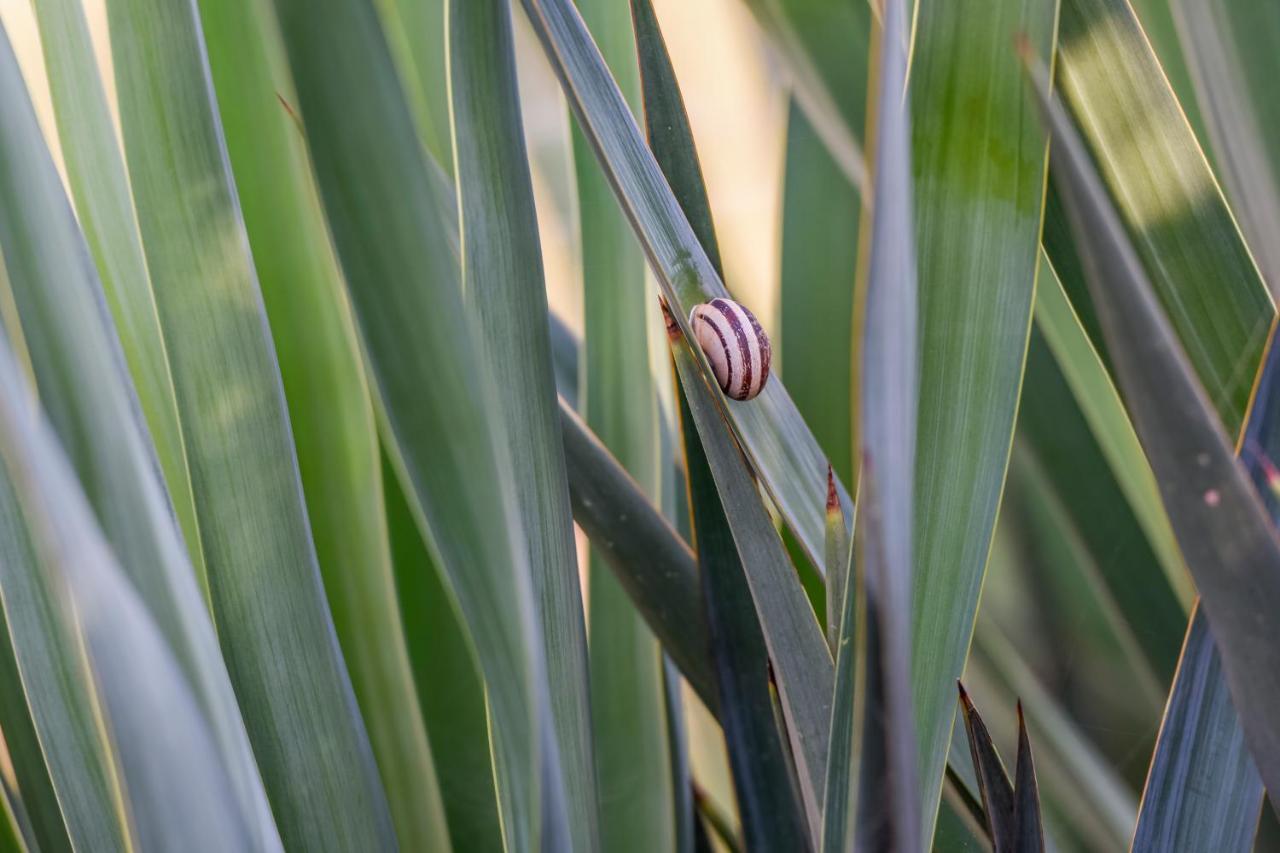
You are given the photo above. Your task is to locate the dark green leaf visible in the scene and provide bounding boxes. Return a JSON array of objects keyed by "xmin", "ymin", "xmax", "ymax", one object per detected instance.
[
  {"xmin": 1011, "ymin": 705, "xmax": 1044, "ymax": 853},
  {"xmin": 957, "ymin": 685, "xmax": 1015, "ymax": 853}
]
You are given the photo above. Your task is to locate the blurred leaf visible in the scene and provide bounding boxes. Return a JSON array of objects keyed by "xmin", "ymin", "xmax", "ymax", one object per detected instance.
[
  {"xmin": 0, "ymin": 603, "xmax": 66, "ymax": 853},
  {"xmin": 858, "ymin": 0, "xmax": 921, "ymax": 847},
  {"xmin": 383, "ymin": 451, "xmax": 503, "ymax": 853},
  {"xmin": 780, "ymin": 100, "xmax": 860, "ymax": 504},
  {"xmin": 1167, "ymin": 0, "xmax": 1280, "ymax": 292},
  {"xmin": 908, "ymin": 0, "xmax": 1057, "ymax": 835},
  {"xmin": 29, "ymin": 0, "xmax": 204, "ymax": 595},
  {"xmin": 1028, "ymin": 47, "xmax": 1280, "ymax": 821},
  {"xmin": 195, "ymin": 0, "xmax": 449, "ymax": 847},
  {"xmin": 0, "ymin": 18, "xmax": 281, "ymax": 849},
  {"xmin": 0, "ymin": 342, "xmax": 251, "ymax": 852},
  {"xmin": 268, "ymin": 0, "xmax": 568, "ymax": 845},
  {"xmin": 1051, "ymin": 0, "xmax": 1273, "ymax": 436},
  {"xmin": 676, "ymin": 373, "xmax": 810, "ymax": 852},
  {"xmin": 1132, "ymin": 605, "xmax": 1260, "ymax": 852},
  {"xmin": 663, "ymin": 660, "xmax": 693, "ymax": 853},
  {"xmin": 449, "ymin": 2, "xmax": 595, "ymax": 848},
  {"xmin": 374, "ymin": 0, "xmax": 451, "ymax": 170},
  {"xmin": 1032, "ymin": 252, "xmax": 1191, "ymax": 612},
  {"xmin": 735, "ymin": 0, "xmax": 870, "ymax": 187},
  {"xmin": 522, "ymin": 0, "xmax": 855, "ymax": 571},
  {"xmin": 108, "ymin": 0, "xmax": 395, "ymax": 844},
  {"xmin": 559, "ymin": 401, "xmax": 717, "ymax": 709},
  {"xmin": 569, "ymin": 0, "xmax": 673, "ymax": 847}
]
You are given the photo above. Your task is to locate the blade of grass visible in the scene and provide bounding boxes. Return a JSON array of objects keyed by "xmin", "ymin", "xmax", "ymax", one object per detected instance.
[
  {"xmin": 522, "ymin": 0, "xmax": 855, "ymax": 570},
  {"xmin": 0, "ymin": 338, "xmax": 266, "ymax": 852},
  {"xmin": 907, "ymin": 0, "xmax": 1058, "ymax": 837},
  {"xmin": 195, "ymin": 2, "xmax": 450, "ymax": 847},
  {"xmin": 858, "ymin": 1, "xmax": 921, "ymax": 847},
  {"xmin": 1050, "ymin": 0, "xmax": 1274, "ymax": 435},
  {"xmin": 448, "ymin": 2, "xmax": 595, "ymax": 848},
  {"xmin": 568, "ymin": 1, "xmax": 672, "ymax": 847},
  {"xmin": 1132, "ymin": 605, "xmax": 1260, "ymax": 852},
  {"xmin": 376, "ymin": 0, "xmax": 451, "ymax": 170},
  {"xmin": 269, "ymin": 0, "xmax": 570, "ymax": 845},
  {"xmin": 1011, "ymin": 706, "xmax": 1044, "ymax": 853},
  {"xmin": 107, "ymin": 0, "xmax": 395, "ymax": 845},
  {"xmin": 29, "ymin": 0, "xmax": 204, "ymax": 597},
  {"xmin": 675, "ymin": 370, "xmax": 811, "ymax": 853},
  {"xmin": 625, "ymin": 2, "xmax": 834, "ymax": 834},
  {"xmin": 780, "ymin": 100, "xmax": 860, "ymax": 496},
  {"xmin": 1168, "ymin": 0, "xmax": 1280, "ymax": 293},
  {"xmin": 1027, "ymin": 45, "xmax": 1280, "ymax": 818},
  {"xmin": 957, "ymin": 685, "xmax": 1015, "ymax": 852},
  {"xmin": 383, "ymin": 450, "xmax": 503, "ymax": 853},
  {"xmin": 0, "ymin": 20, "xmax": 282, "ymax": 849}
]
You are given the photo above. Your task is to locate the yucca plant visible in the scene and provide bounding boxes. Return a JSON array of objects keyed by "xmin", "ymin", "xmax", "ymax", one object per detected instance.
[{"xmin": 0, "ymin": 0, "xmax": 1277, "ymax": 850}]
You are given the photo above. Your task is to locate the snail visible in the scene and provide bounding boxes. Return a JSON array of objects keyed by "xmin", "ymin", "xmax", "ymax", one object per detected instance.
[{"xmin": 689, "ymin": 298, "xmax": 772, "ymax": 401}]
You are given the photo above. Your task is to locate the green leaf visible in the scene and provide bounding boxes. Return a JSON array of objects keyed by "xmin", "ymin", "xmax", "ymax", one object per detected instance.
[
  {"xmin": 374, "ymin": 0, "xmax": 451, "ymax": 171},
  {"xmin": 1131, "ymin": 606, "xmax": 1260, "ymax": 852},
  {"xmin": 568, "ymin": 0, "xmax": 672, "ymax": 847},
  {"xmin": 824, "ymin": 469, "xmax": 849, "ymax": 655},
  {"xmin": 448, "ymin": 2, "xmax": 594, "ymax": 849},
  {"xmin": 820, "ymin": 492, "xmax": 860, "ymax": 853},
  {"xmin": 676, "ymin": 373, "xmax": 810, "ymax": 853},
  {"xmin": 560, "ymin": 386, "xmax": 716, "ymax": 714},
  {"xmin": 29, "ymin": 0, "xmax": 204, "ymax": 598},
  {"xmin": 106, "ymin": 0, "xmax": 394, "ymax": 844},
  {"xmin": 0, "ymin": 19, "xmax": 280, "ymax": 849},
  {"xmin": 384, "ymin": 450, "xmax": 503, "ymax": 853},
  {"xmin": 908, "ymin": 0, "xmax": 1058, "ymax": 836},
  {"xmin": 193, "ymin": 0, "xmax": 449, "ymax": 847},
  {"xmin": 1166, "ymin": 0, "xmax": 1280, "ymax": 292},
  {"xmin": 1027, "ymin": 46, "xmax": 1280, "ymax": 819},
  {"xmin": 1051, "ymin": 0, "xmax": 1273, "ymax": 436},
  {"xmin": 268, "ymin": 0, "xmax": 569, "ymax": 845},
  {"xmin": 780, "ymin": 101, "xmax": 860, "ymax": 496},
  {"xmin": 521, "ymin": 0, "xmax": 855, "ymax": 570},
  {"xmin": 0, "ymin": 342, "xmax": 253, "ymax": 853}
]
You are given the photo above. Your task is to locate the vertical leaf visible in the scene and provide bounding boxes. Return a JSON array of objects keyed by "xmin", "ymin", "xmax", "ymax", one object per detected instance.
[
  {"xmin": 908, "ymin": 0, "xmax": 1058, "ymax": 835},
  {"xmin": 571, "ymin": 1, "xmax": 672, "ymax": 849},
  {"xmin": 268, "ymin": 0, "xmax": 567, "ymax": 846},
  {"xmin": 107, "ymin": 0, "xmax": 393, "ymax": 845},
  {"xmin": 448, "ymin": 0, "xmax": 594, "ymax": 847}
]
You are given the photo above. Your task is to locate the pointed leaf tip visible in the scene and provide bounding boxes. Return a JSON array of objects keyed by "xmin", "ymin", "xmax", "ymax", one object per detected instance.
[{"xmin": 825, "ymin": 465, "xmax": 839, "ymax": 514}]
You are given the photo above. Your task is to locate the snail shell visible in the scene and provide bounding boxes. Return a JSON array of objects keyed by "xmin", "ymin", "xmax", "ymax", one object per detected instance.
[{"xmin": 689, "ymin": 298, "xmax": 772, "ymax": 401}]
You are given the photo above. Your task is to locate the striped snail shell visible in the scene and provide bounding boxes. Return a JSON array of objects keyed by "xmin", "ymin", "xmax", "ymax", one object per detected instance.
[{"xmin": 689, "ymin": 298, "xmax": 772, "ymax": 401}]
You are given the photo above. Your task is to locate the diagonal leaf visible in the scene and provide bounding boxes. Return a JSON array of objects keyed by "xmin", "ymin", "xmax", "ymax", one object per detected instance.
[
  {"xmin": 907, "ymin": 0, "xmax": 1058, "ymax": 836},
  {"xmin": 194, "ymin": 0, "xmax": 449, "ymax": 846},
  {"xmin": 1131, "ymin": 605, "xmax": 1260, "ymax": 852},
  {"xmin": 521, "ymin": 0, "xmax": 854, "ymax": 570},
  {"xmin": 1050, "ymin": 0, "xmax": 1273, "ymax": 435},
  {"xmin": 29, "ymin": 0, "xmax": 205, "ymax": 597},
  {"xmin": 448, "ymin": 2, "xmax": 595, "ymax": 848},
  {"xmin": 106, "ymin": 0, "xmax": 394, "ymax": 844},
  {"xmin": 675, "ymin": 373, "xmax": 810, "ymax": 853},
  {"xmin": 821, "ymin": 479, "xmax": 861, "ymax": 853},
  {"xmin": 1167, "ymin": 0, "xmax": 1280, "ymax": 292},
  {"xmin": 0, "ymin": 19, "xmax": 280, "ymax": 849},
  {"xmin": 268, "ymin": 0, "xmax": 568, "ymax": 845},
  {"xmin": 1027, "ymin": 46, "xmax": 1280, "ymax": 817},
  {"xmin": 569, "ymin": 1, "xmax": 672, "ymax": 847}
]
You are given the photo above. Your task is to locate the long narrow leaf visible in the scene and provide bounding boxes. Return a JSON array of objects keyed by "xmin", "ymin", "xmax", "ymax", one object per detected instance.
[
  {"xmin": 907, "ymin": 0, "xmax": 1059, "ymax": 835},
  {"xmin": 0, "ymin": 20, "xmax": 279, "ymax": 849},
  {"xmin": 1027, "ymin": 46, "xmax": 1280, "ymax": 816},
  {"xmin": 29, "ymin": 0, "xmax": 204, "ymax": 596},
  {"xmin": 194, "ymin": 0, "xmax": 449, "ymax": 846},
  {"xmin": 268, "ymin": 0, "xmax": 566, "ymax": 845},
  {"xmin": 522, "ymin": 0, "xmax": 854, "ymax": 569},
  {"xmin": 449, "ymin": 2, "xmax": 594, "ymax": 848}
]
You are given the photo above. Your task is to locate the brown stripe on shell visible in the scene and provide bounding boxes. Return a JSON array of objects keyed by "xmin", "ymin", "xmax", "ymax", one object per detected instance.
[{"xmin": 711, "ymin": 298, "xmax": 753, "ymax": 400}]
